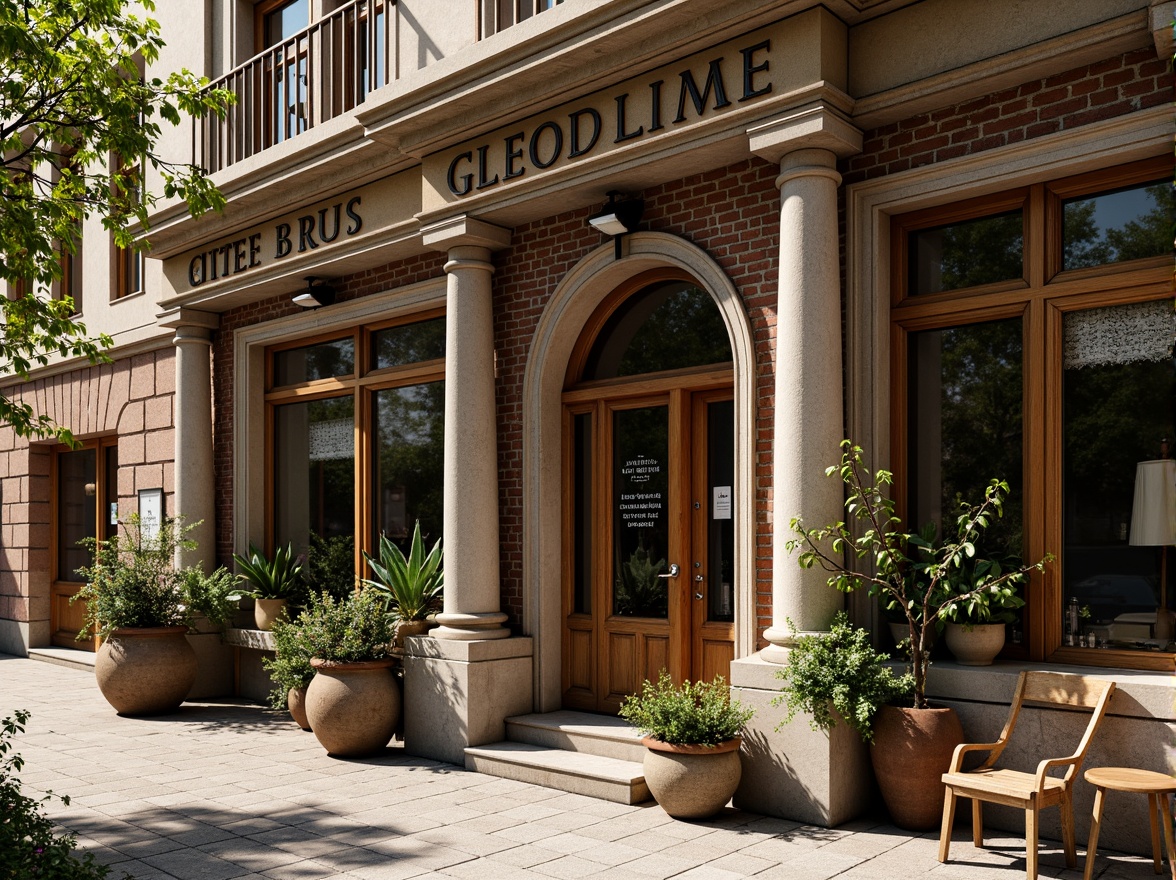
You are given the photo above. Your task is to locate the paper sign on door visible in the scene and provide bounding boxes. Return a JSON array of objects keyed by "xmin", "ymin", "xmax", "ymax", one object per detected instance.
[{"xmin": 713, "ymin": 486, "xmax": 732, "ymax": 520}]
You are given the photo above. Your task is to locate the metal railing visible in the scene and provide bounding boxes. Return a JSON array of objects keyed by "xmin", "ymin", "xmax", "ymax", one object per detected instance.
[
  {"xmin": 479, "ymin": 0, "xmax": 562, "ymax": 40},
  {"xmin": 195, "ymin": 0, "xmax": 399, "ymax": 174}
]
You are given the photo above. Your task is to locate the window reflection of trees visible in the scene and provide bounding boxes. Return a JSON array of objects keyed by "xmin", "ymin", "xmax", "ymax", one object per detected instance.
[
  {"xmin": 1063, "ymin": 182, "xmax": 1174, "ymax": 270},
  {"xmin": 373, "ymin": 381, "xmax": 444, "ymax": 556}
]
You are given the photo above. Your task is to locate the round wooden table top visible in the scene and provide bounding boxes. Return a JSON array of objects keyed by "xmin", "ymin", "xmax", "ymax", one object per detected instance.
[{"xmin": 1085, "ymin": 767, "xmax": 1176, "ymax": 793}]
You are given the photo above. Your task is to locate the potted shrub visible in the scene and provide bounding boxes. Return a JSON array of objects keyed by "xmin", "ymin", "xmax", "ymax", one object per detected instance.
[
  {"xmin": 362, "ymin": 522, "xmax": 442, "ymax": 647},
  {"xmin": 295, "ymin": 589, "xmax": 399, "ymax": 757},
  {"xmin": 773, "ymin": 612, "xmax": 912, "ymax": 743},
  {"xmin": 938, "ymin": 556, "xmax": 1027, "ymax": 666},
  {"xmin": 619, "ymin": 671, "xmax": 754, "ymax": 820},
  {"xmin": 786, "ymin": 441, "xmax": 1049, "ymax": 830},
  {"xmin": 73, "ymin": 515, "xmax": 232, "ymax": 716},
  {"xmin": 231, "ymin": 542, "xmax": 304, "ymax": 631},
  {"xmin": 263, "ymin": 615, "xmax": 314, "ymax": 730}
]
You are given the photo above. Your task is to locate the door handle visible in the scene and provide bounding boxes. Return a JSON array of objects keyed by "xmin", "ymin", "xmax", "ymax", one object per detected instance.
[
  {"xmin": 658, "ymin": 563, "xmax": 680, "ymax": 579},
  {"xmin": 694, "ymin": 592, "xmax": 704, "ymax": 600}
]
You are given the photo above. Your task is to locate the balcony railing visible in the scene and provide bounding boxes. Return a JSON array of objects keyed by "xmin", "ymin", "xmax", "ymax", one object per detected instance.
[
  {"xmin": 194, "ymin": 0, "xmax": 398, "ymax": 175},
  {"xmin": 479, "ymin": 0, "xmax": 562, "ymax": 39}
]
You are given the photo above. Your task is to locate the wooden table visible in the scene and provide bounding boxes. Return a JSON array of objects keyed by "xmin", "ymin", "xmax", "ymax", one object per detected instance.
[{"xmin": 1084, "ymin": 767, "xmax": 1176, "ymax": 880}]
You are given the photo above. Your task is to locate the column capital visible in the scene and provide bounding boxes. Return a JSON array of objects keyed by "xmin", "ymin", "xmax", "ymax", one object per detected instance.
[
  {"xmin": 748, "ymin": 104, "xmax": 862, "ymax": 165},
  {"xmin": 421, "ymin": 215, "xmax": 512, "ymax": 252},
  {"xmin": 157, "ymin": 306, "xmax": 219, "ymax": 337}
]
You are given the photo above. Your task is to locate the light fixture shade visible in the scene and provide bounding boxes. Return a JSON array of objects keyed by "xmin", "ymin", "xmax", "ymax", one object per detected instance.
[
  {"xmin": 588, "ymin": 213, "xmax": 630, "ymax": 236},
  {"xmin": 1129, "ymin": 458, "xmax": 1176, "ymax": 546}
]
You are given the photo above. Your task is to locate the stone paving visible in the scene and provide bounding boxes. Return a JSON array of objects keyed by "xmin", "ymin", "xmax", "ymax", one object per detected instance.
[{"xmin": 0, "ymin": 654, "xmax": 1156, "ymax": 880}]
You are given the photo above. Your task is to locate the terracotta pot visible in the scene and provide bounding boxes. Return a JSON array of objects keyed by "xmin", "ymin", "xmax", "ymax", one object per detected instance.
[
  {"xmin": 254, "ymin": 598, "xmax": 288, "ymax": 631},
  {"xmin": 944, "ymin": 622, "xmax": 1005, "ymax": 666},
  {"xmin": 394, "ymin": 618, "xmax": 430, "ymax": 649},
  {"xmin": 870, "ymin": 705, "xmax": 964, "ymax": 830},
  {"xmin": 642, "ymin": 736, "xmax": 742, "ymax": 820},
  {"xmin": 95, "ymin": 626, "xmax": 198, "ymax": 716},
  {"xmin": 288, "ymin": 686, "xmax": 311, "ymax": 730},
  {"xmin": 305, "ymin": 658, "xmax": 400, "ymax": 757}
]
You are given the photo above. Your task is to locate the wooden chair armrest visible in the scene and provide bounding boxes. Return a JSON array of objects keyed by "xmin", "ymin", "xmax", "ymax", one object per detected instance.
[
  {"xmin": 947, "ymin": 741, "xmax": 1005, "ymax": 773},
  {"xmin": 1033, "ymin": 754, "xmax": 1081, "ymax": 791}
]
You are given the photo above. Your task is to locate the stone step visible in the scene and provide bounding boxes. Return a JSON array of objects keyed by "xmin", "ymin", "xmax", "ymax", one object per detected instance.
[
  {"xmin": 27, "ymin": 647, "xmax": 97, "ymax": 672},
  {"xmin": 464, "ymin": 741, "xmax": 651, "ymax": 805},
  {"xmin": 505, "ymin": 710, "xmax": 648, "ymax": 762}
]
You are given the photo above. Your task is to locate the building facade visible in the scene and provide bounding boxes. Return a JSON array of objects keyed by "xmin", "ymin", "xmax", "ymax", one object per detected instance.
[{"xmin": 2, "ymin": 0, "xmax": 1173, "ymax": 854}]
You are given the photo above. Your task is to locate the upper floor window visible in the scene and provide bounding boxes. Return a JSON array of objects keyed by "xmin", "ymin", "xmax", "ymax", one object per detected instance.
[{"xmin": 891, "ymin": 156, "xmax": 1174, "ymax": 672}]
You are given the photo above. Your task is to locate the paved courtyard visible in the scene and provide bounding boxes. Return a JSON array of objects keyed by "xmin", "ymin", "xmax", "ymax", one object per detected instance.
[{"xmin": 0, "ymin": 654, "xmax": 1156, "ymax": 880}]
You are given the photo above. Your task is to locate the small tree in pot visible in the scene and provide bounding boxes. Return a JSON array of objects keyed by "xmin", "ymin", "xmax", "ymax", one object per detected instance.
[
  {"xmin": 785, "ymin": 441, "xmax": 1050, "ymax": 829},
  {"xmin": 231, "ymin": 542, "xmax": 304, "ymax": 631},
  {"xmin": 73, "ymin": 514, "xmax": 234, "ymax": 716},
  {"xmin": 619, "ymin": 671, "xmax": 754, "ymax": 819},
  {"xmin": 362, "ymin": 522, "xmax": 442, "ymax": 647},
  {"xmin": 294, "ymin": 589, "xmax": 399, "ymax": 757}
]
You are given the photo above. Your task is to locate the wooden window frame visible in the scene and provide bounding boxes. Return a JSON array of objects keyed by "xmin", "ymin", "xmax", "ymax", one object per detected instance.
[
  {"xmin": 890, "ymin": 156, "xmax": 1174, "ymax": 672},
  {"xmin": 263, "ymin": 309, "xmax": 445, "ymax": 578}
]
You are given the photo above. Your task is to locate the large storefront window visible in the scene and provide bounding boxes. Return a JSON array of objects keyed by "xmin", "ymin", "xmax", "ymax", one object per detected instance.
[
  {"xmin": 891, "ymin": 156, "xmax": 1174, "ymax": 670},
  {"xmin": 267, "ymin": 313, "xmax": 445, "ymax": 594}
]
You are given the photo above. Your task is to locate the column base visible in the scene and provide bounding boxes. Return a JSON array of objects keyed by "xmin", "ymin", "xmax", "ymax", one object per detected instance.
[
  {"xmin": 432, "ymin": 611, "xmax": 510, "ymax": 641},
  {"xmin": 403, "ymin": 636, "xmax": 533, "ymax": 765},
  {"xmin": 761, "ymin": 626, "xmax": 827, "ymax": 663},
  {"xmin": 729, "ymin": 656, "xmax": 872, "ymax": 827}
]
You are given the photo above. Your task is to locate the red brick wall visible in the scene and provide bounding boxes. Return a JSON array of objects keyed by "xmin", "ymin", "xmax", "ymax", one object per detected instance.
[{"xmin": 843, "ymin": 47, "xmax": 1171, "ymax": 184}]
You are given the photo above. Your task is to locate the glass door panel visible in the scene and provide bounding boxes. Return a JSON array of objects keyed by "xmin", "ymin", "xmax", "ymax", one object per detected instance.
[
  {"xmin": 611, "ymin": 404, "xmax": 670, "ymax": 619},
  {"xmin": 706, "ymin": 399, "xmax": 734, "ymax": 623}
]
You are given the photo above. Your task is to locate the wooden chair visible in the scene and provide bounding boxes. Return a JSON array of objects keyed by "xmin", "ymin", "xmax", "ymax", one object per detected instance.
[{"xmin": 937, "ymin": 671, "xmax": 1116, "ymax": 880}]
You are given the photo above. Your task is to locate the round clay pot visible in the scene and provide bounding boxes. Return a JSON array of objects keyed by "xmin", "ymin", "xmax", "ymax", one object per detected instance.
[
  {"xmin": 95, "ymin": 627, "xmax": 198, "ymax": 716},
  {"xmin": 288, "ymin": 686, "xmax": 311, "ymax": 730},
  {"xmin": 305, "ymin": 658, "xmax": 400, "ymax": 757},
  {"xmin": 642, "ymin": 736, "xmax": 742, "ymax": 820},
  {"xmin": 870, "ymin": 705, "xmax": 964, "ymax": 830},
  {"xmin": 254, "ymin": 598, "xmax": 288, "ymax": 631},
  {"xmin": 944, "ymin": 622, "xmax": 1006, "ymax": 666}
]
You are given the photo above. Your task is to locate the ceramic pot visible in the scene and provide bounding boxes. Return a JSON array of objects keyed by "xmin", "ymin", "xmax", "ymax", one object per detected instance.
[
  {"xmin": 944, "ymin": 622, "xmax": 1005, "ymax": 666},
  {"xmin": 870, "ymin": 705, "xmax": 964, "ymax": 830},
  {"xmin": 305, "ymin": 658, "xmax": 400, "ymax": 757},
  {"xmin": 288, "ymin": 686, "xmax": 311, "ymax": 730},
  {"xmin": 95, "ymin": 626, "xmax": 197, "ymax": 716},
  {"xmin": 394, "ymin": 618, "xmax": 430, "ymax": 649},
  {"xmin": 642, "ymin": 736, "xmax": 742, "ymax": 819},
  {"xmin": 254, "ymin": 598, "xmax": 288, "ymax": 631}
]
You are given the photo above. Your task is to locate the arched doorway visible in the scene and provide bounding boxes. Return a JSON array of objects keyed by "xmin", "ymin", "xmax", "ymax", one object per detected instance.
[{"xmin": 561, "ymin": 269, "xmax": 735, "ymax": 713}]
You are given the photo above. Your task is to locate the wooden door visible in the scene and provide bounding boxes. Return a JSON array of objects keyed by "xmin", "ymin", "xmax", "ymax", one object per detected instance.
[
  {"xmin": 50, "ymin": 441, "xmax": 117, "ymax": 650},
  {"xmin": 562, "ymin": 382, "xmax": 734, "ymax": 713}
]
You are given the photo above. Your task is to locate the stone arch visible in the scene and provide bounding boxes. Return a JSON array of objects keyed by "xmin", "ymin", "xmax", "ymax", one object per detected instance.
[{"xmin": 521, "ymin": 232, "xmax": 756, "ymax": 711}]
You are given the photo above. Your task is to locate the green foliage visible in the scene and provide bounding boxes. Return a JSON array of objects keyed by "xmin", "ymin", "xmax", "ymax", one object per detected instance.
[
  {"xmin": 362, "ymin": 522, "xmax": 442, "ymax": 622},
  {"xmin": 614, "ymin": 542, "xmax": 667, "ymax": 618},
  {"xmin": 231, "ymin": 543, "xmax": 304, "ymax": 601},
  {"xmin": 291, "ymin": 589, "xmax": 395, "ymax": 663},
  {"xmin": 935, "ymin": 556, "xmax": 1027, "ymax": 626},
  {"xmin": 619, "ymin": 671, "xmax": 753, "ymax": 747},
  {"xmin": 0, "ymin": 0, "xmax": 232, "ymax": 445},
  {"xmin": 181, "ymin": 565, "xmax": 239, "ymax": 630},
  {"xmin": 773, "ymin": 613, "xmax": 913, "ymax": 743},
  {"xmin": 0, "ymin": 709, "xmax": 122, "ymax": 880},
  {"xmin": 786, "ymin": 441, "xmax": 1050, "ymax": 709},
  {"xmin": 72, "ymin": 515, "xmax": 201, "ymax": 638},
  {"xmin": 263, "ymin": 616, "xmax": 314, "ymax": 710},
  {"xmin": 306, "ymin": 532, "xmax": 356, "ymax": 601}
]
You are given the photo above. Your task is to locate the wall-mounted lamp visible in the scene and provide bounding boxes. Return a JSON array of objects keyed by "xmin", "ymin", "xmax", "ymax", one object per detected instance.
[
  {"xmin": 588, "ymin": 190, "xmax": 643, "ymax": 259},
  {"xmin": 293, "ymin": 276, "xmax": 336, "ymax": 309}
]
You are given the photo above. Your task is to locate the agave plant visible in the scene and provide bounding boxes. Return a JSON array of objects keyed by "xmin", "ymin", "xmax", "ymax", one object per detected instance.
[
  {"xmin": 231, "ymin": 542, "xmax": 305, "ymax": 600},
  {"xmin": 362, "ymin": 522, "xmax": 443, "ymax": 622}
]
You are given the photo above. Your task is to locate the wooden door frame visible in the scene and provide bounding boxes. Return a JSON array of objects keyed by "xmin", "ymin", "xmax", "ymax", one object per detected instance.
[{"xmin": 50, "ymin": 437, "xmax": 117, "ymax": 651}]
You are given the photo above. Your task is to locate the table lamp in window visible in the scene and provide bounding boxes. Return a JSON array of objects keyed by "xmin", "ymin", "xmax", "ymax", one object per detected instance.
[{"xmin": 1129, "ymin": 442, "xmax": 1176, "ymax": 643}]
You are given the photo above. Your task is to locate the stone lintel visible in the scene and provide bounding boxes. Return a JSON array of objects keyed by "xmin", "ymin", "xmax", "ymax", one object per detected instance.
[
  {"xmin": 748, "ymin": 104, "xmax": 862, "ymax": 165},
  {"xmin": 420, "ymin": 215, "xmax": 512, "ymax": 252}
]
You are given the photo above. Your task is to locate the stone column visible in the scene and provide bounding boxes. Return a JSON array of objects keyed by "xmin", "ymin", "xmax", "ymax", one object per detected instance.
[
  {"xmin": 747, "ymin": 107, "xmax": 861, "ymax": 661},
  {"xmin": 404, "ymin": 216, "xmax": 533, "ymax": 766},
  {"xmin": 728, "ymin": 105, "xmax": 866, "ymax": 827},
  {"xmin": 158, "ymin": 307, "xmax": 219, "ymax": 571},
  {"xmin": 421, "ymin": 217, "xmax": 512, "ymax": 640}
]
